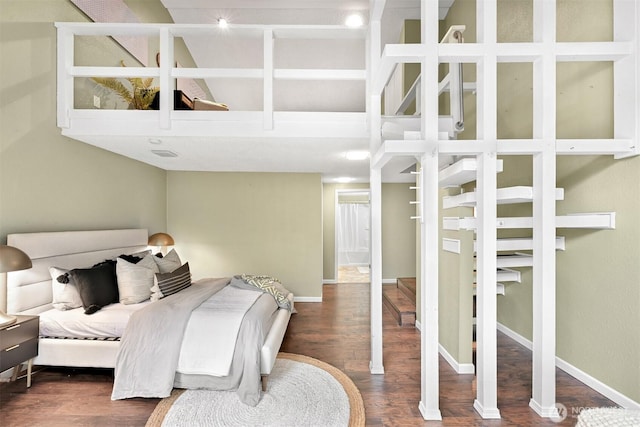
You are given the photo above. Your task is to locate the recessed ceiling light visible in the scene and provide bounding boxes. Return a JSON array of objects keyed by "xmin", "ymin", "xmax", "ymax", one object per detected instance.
[
  {"xmin": 346, "ymin": 150, "xmax": 369, "ymax": 160},
  {"xmin": 345, "ymin": 14, "xmax": 364, "ymax": 28},
  {"xmin": 218, "ymin": 18, "xmax": 228, "ymax": 28},
  {"xmin": 335, "ymin": 177, "xmax": 355, "ymax": 183},
  {"xmin": 148, "ymin": 138, "xmax": 162, "ymax": 145}
]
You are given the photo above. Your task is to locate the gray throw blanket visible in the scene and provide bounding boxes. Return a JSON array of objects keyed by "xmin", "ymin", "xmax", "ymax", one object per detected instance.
[{"xmin": 111, "ymin": 277, "xmax": 229, "ymax": 400}]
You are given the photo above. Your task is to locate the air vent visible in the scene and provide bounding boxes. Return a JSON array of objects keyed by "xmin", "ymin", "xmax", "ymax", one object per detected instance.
[{"xmin": 151, "ymin": 150, "xmax": 178, "ymax": 158}]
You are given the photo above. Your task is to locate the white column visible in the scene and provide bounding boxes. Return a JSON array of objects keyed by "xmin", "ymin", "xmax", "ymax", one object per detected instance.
[
  {"xmin": 474, "ymin": 0, "xmax": 500, "ymax": 419},
  {"xmin": 368, "ymin": 16, "xmax": 384, "ymax": 375},
  {"xmin": 159, "ymin": 27, "xmax": 173, "ymax": 130},
  {"xmin": 56, "ymin": 26, "xmax": 73, "ymax": 129},
  {"xmin": 474, "ymin": 150, "xmax": 499, "ymax": 419},
  {"xmin": 369, "ymin": 166, "xmax": 384, "ymax": 374},
  {"xmin": 418, "ymin": 0, "xmax": 441, "ymax": 420},
  {"xmin": 263, "ymin": 29, "xmax": 274, "ymax": 131},
  {"xmin": 613, "ymin": 0, "xmax": 640, "ymax": 159},
  {"xmin": 530, "ymin": 0, "xmax": 558, "ymax": 417}
]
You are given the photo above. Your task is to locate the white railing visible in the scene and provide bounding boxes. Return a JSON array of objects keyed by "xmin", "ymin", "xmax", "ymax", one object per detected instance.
[
  {"xmin": 393, "ymin": 25, "xmax": 468, "ymax": 133},
  {"xmin": 56, "ymin": 22, "xmax": 367, "ymax": 131}
]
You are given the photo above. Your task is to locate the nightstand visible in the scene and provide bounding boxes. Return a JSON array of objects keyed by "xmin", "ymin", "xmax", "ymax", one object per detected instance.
[{"xmin": 0, "ymin": 315, "xmax": 39, "ymax": 387}]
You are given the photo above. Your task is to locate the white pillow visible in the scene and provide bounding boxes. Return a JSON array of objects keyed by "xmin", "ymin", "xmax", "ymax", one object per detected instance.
[
  {"xmin": 116, "ymin": 254, "xmax": 159, "ymax": 304},
  {"xmin": 153, "ymin": 248, "xmax": 182, "ymax": 273},
  {"xmin": 49, "ymin": 266, "xmax": 83, "ymax": 310}
]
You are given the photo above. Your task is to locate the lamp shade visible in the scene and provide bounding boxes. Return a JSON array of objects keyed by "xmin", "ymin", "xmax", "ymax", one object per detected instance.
[
  {"xmin": 148, "ymin": 232, "xmax": 175, "ymax": 247},
  {"xmin": 0, "ymin": 245, "xmax": 32, "ymax": 273}
]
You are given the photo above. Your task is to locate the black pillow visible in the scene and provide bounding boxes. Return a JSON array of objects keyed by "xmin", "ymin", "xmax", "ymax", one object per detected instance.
[{"xmin": 69, "ymin": 263, "xmax": 119, "ymax": 314}]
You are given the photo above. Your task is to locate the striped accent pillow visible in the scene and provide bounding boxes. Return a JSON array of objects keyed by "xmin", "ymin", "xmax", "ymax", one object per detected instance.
[{"xmin": 153, "ymin": 262, "xmax": 191, "ymax": 299}]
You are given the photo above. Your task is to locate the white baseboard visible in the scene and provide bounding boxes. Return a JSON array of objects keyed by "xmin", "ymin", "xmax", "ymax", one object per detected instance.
[
  {"xmin": 497, "ymin": 322, "xmax": 640, "ymax": 410},
  {"xmin": 414, "ymin": 321, "xmax": 475, "ymax": 375},
  {"xmin": 293, "ymin": 296, "xmax": 322, "ymax": 303},
  {"xmin": 321, "ymin": 279, "xmax": 396, "ymax": 284},
  {"xmin": 439, "ymin": 343, "xmax": 475, "ymax": 374}
]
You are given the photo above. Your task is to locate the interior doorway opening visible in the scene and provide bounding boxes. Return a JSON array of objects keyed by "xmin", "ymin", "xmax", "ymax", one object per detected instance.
[{"xmin": 335, "ymin": 189, "xmax": 370, "ymax": 283}]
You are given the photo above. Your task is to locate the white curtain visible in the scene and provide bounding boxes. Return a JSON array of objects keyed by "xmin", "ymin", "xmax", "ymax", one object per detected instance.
[{"xmin": 337, "ymin": 203, "xmax": 370, "ymax": 265}]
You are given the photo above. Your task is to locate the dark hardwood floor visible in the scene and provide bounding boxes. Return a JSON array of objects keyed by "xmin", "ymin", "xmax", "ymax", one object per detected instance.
[{"xmin": 0, "ymin": 283, "xmax": 614, "ymax": 426}]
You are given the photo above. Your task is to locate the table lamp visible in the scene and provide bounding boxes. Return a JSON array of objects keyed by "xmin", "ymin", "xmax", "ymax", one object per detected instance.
[{"xmin": 0, "ymin": 245, "xmax": 32, "ymax": 328}]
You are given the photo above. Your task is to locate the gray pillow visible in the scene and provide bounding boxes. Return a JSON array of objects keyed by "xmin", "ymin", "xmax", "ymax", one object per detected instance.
[
  {"xmin": 153, "ymin": 248, "xmax": 182, "ymax": 273},
  {"xmin": 116, "ymin": 254, "xmax": 159, "ymax": 304}
]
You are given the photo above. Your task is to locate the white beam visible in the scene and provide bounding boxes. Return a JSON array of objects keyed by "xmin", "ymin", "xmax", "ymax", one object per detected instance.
[
  {"xmin": 369, "ymin": 167, "xmax": 384, "ymax": 375},
  {"xmin": 57, "ymin": 27, "xmax": 73, "ymax": 129},
  {"xmin": 418, "ymin": 0, "xmax": 441, "ymax": 421},
  {"xmin": 158, "ymin": 27, "xmax": 172, "ymax": 130},
  {"xmin": 473, "ymin": 0, "xmax": 500, "ymax": 420},
  {"xmin": 370, "ymin": 0, "xmax": 386, "ymax": 23},
  {"xmin": 371, "ymin": 139, "xmax": 427, "ymax": 170},
  {"xmin": 613, "ymin": 0, "xmax": 640, "ymax": 159},
  {"xmin": 530, "ymin": 0, "xmax": 558, "ymax": 418},
  {"xmin": 263, "ymin": 29, "xmax": 274, "ymax": 130},
  {"xmin": 368, "ymin": 16, "xmax": 384, "ymax": 376}
]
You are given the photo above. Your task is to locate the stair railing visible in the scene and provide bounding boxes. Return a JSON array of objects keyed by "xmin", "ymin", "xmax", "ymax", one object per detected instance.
[{"xmin": 391, "ymin": 25, "xmax": 466, "ymax": 135}]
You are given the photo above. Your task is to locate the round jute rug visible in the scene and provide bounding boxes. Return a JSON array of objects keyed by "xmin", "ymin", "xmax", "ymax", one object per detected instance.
[{"xmin": 146, "ymin": 353, "xmax": 365, "ymax": 427}]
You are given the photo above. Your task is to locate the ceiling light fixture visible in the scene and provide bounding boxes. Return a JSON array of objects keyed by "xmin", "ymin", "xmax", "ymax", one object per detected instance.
[
  {"xmin": 345, "ymin": 14, "xmax": 364, "ymax": 28},
  {"xmin": 346, "ymin": 150, "xmax": 369, "ymax": 161},
  {"xmin": 148, "ymin": 138, "xmax": 162, "ymax": 145},
  {"xmin": 218, "ymin": 18, "xmax": 228, "ymax": 28}
]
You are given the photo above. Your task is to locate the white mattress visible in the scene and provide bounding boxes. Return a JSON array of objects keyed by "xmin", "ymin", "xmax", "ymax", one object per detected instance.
[{"xmin": 39, "ymin": 301, "xmax": 151, "ymax": 339}]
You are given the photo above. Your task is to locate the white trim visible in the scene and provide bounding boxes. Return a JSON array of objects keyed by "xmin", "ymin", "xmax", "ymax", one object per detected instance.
[
  {"xmin": 293, "ymin": 296, "xmax": 322, "ymax": 303},
  {"xmin": 334, "ymin": 188, "xmax": 371, "ymax": 285},
  {"xmin": 439, "ymin": 343, "xmax": 475, "ymax": 374},
  {"xmin": 497, "ymin": 322, "xmax": 640, "ymax": 410},
  {"xmin": 442, "ymin": 238, "xmax": 461, "ymax": 254},
  {"xmin": 323, "ymin": 279, "xmax": 337, "ymax": 285}
]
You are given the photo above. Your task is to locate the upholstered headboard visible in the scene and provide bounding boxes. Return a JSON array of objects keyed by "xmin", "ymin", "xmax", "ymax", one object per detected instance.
[{"xmin": 6, "ymin": 229, "xmax": 149, "ymax": 315}]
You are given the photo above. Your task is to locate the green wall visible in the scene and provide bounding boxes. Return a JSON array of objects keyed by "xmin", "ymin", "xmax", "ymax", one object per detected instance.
[
  {"xmin": 168, "ymin": 172, "xmax": 323, "ymax": 299},
  {"xmin": 0, "ymin": 0, "xmax": 167, "ymax": 241},
  {"xmin": 323, "ymin": 182, "xmax": 416, "ymax": 283},
  {"xmin": 443, "ymin": 0, "xmax": 640, "ymax": 403}
]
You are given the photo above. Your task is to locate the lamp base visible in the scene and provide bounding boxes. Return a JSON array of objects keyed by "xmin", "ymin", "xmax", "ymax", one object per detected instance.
[{"xmin": 0, "ymin": 311, "xmax": 17, "ymax": 328}]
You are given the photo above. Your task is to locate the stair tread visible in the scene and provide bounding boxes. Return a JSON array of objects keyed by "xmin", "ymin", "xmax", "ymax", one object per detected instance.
[{"xmin": 383, "ymin": 285, "xmax": 415, "ymax": 313}]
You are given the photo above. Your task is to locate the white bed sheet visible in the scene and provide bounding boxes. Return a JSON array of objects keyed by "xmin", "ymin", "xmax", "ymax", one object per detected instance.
[{"xmin": 39, "ymin": 301, "xmax": 152, "ymax": 338}]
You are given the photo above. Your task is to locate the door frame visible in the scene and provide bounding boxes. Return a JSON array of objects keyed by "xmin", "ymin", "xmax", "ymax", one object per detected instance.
[{"xmin": 334, "ymin": 188, "xmax": 371, "ymax": 282}]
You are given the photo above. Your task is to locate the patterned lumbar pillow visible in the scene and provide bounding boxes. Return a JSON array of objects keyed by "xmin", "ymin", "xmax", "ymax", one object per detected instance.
[
  {"xmin": 231, "ymin": 274, "xmax": 292, "ymax": 311},
  {"xmin": 151, "ymin": 262, "xmax": 191, "ymax": 301}
]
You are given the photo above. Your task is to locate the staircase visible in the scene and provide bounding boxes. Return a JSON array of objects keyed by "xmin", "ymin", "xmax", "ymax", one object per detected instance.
[{"xmin": 383, "ymin": 277, "xmax": 416, "ymax": 327}]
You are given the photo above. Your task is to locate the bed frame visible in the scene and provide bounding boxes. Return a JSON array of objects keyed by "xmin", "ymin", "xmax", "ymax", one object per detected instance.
[{"xmin": 6, "ymin": 229, "xmax": 291, "ymax": 385}]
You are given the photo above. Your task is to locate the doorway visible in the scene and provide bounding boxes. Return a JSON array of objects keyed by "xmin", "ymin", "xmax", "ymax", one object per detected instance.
[{"xmin": 335, "ymin": 189, "xmax": 371, "ymax": 283}]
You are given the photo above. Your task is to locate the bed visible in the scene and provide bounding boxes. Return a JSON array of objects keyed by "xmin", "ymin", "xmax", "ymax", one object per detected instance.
[{"xmin": 5, "ymin": 229, "xmax": 293, "ymax": 405}]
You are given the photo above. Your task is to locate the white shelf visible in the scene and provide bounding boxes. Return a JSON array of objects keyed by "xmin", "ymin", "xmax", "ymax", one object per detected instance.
[
  {"xmin": 497, "ymin": 268, "xmax": 521, "ymax": 283},
  {"xmin": 497, "ymin": 253, "xmax": 533, "ymax": 268},
  {"xmin": 473, "ymin": 237, "xmax": 566, "ymax": 252},
  {"xmin": 438, "ymin": 158, "xmax": 504, "ymax": 187},
  {"xmin": 443, "ymin": 186, "xmax": 565, "ymax": 209},
  {"xmin": 444, "ymin": 213, "xmax": 616, "ymax": 230},
  {"xmin": 556, "ymin": 212, "xmax": 616, "ymax": 229},
  {"xmin": 474, "ymin": 268, "xmax": 521, "ymax": 283}
]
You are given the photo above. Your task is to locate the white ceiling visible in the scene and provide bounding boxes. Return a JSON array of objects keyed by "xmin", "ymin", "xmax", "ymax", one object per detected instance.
[{"xmin": 83, "ymin": 0, "xmax": 454, "ymax": 183}]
